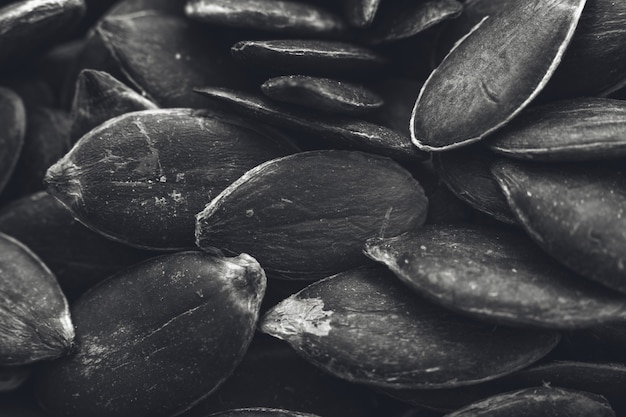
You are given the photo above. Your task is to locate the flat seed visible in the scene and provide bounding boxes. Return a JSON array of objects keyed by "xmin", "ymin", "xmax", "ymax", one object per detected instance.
[
  {"xmin": 364, "ymin": 0, "xmax": 462, "ymax": 45},
  {"xmin": 70, "ymin": 69, "xmax": 158, "ymax": 142},
  {"xmin": 0, "ymin": 0, "xmax": 85, "ymax": 66},
  {"xmin": 96, "ymin": 13, "xmax": 250, "ymax": 108},
  {"xmin": 365, "ymin": 224, "xmax": 626, "ymax": 328},
  {"xmin": 340, "ymin": 0, "xmax": 380, "ymax": 27},
  {"xmin": 432, "ymin": 146, "xmax": 517, "ymax": 224},
  {"xmin": 0, "ymin": 192, "xmax": 157, "ymax": 300},
  {"xmin": 207, "ymin": 409, "xmax": 321, "ymax": 417},
  {"xmin": 186, "ymin": 0, "xmax": 346, "ymax": 37},
  {"xmin": 491, "ymin": 159, "xmax": 626, "ymax": 294},
  {"xmin": 35, "ymin": 252, "xmax": 266, "ymax": 417},
  {"xmin": 196, "ymin": 150, "xmax": 428, "ymax": 280},
  {"xmin": 443, "ymin": 387, "xmax": 614, "ymax": 417},
  {"xmin": 0, "ymin": 87, "xmax": 25, "ymax": 195},
  {"xmin": 411, "ymin": 0, "xmax": 587, "ymax": 151},
  {"xmin": 0, "ymin": 232, "xmax": 74, "ymax": 366},
  {"xmin": 230, "ymin": 40, "xmax": 387, "ymax": 75},
  {"xmin": 45, "ymin": 109, "xmax": 298, "ymax": 250},
  {"xmin": 261, "ymin": 75, "xmax": 383, "ymax": 115},
  {"xmin": 486, "ymin": 98, "xmax": 626, "ymax": 161},
  {"xmin": 260, "ymin": 266, "xmax": 560, "ymax": 388},
  {"xmin": 195, "ymin": 87, "xmax": 425, "ymax": 160}
]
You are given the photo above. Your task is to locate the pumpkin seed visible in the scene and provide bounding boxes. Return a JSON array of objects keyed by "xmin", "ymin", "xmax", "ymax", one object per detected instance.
[
  {"xmin": 69, "ymin": 69, "xmax": 158, "ymax": 142},
  {"xmin": 207, "ymin": 409, "xmax": 321, "ymax": 417},
  {"xmin": 186, "ymin": 0, "xmax": 346, "ymax": 37},
  {"xmin": 35, "ymin": 252, "xmax": 266, "ymax": 417},
  {"xmin": 365, "ymin": 224, "xmax": 626, "ymax": 328},
  {"xmin": 492, "ymin": 159, "xmax": 626, "ymax": 294},
  {"xmin": 261, "ymin": 75, "xmax": 383, "ymax": 115},
  {"xmin": 45, "ymin": 108, "xmax": 298, "ymax": 250},
  {"xmin": 260, "ymin": 266, "xmax": 560, "ymax": 388},
  {"xmin": 194, "ymin": 87, "xmax": 425, "ymax": 160},
  {"xmin": 411, "ymin": 0, "xmax": 587, "ymax": 151}
]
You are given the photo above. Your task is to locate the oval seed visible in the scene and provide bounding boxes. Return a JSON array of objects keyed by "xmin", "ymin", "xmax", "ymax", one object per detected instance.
[
  {"xmin": 45, "ymin": 108, "xmax": 298, "ymax": 250},
  {"xmin": 492, "ymin": 159, "xmax": 626, "ymax": 294},
  {"xmin": 365, "ymin": 224, "xmax": 626, "ymax": 328},
  {"xmin": 196, "ymin": 150, "xmax": 427, "ymax": 280},
  {"xmin": 260, "ymin": 266, "xmax": 560, "ymax": 388},
  {"xmin": 186, "ymin": 0, "xmax": 346, "ymax": 37},
  {"xmin": 261, "ymin": 75, "xmax": 383, "ymax": 115},
  {"xmin": 486, "ymin": 98, "xmax": 626, "ymax": 161},
  {"xmin": 411, "ymin": 0, "xmax": 587, "ymax": 151}
]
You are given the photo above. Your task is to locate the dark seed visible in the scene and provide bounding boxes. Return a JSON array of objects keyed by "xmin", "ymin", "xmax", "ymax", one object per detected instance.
[
  {"xmin": 492, "ymin": 159, "xmax": 626, "ymax": 294},
  {"xmin": 196, "ymin": 150, "xmax": 427, "ymax": 280},
  {"xmin": 411, "ymin": 0, "xmax": 587, "ymax": 151},
  {"xmin": 0, "ymin": 87, "xmax": 26, "ymax": 195},
  {"xmin": 45, "ymin": 108, "xmax": 298, "ymax": 250},
  {"xmin": 35, "ymin": 252, "xmax": 266, "ymax": 417},
  {"xmin": 260, "ymin": 266, "xmax": 560, "ymax": 388},
  {"xmin": 364, "ymin": 224, "xmax": 626, "ymax": 328},
  {"xmin": 261, "ymin": 75, "xmax": 383, "ymax": 115}
]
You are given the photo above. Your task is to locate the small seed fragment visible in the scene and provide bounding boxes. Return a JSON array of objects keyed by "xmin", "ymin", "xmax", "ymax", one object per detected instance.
[
  {"xmin": 195, "ymin": 87, "xmax": 425, "ymax": 160},
  {"xmin": 196, "ymin": 150, "xmax": 427, "ymax": 280},
  {"xmin": 35, "ymin": 252, "xmax": 266, "ymax": 417},
  {"xmin": 186, "ymin": 0, "xmax": 346, "ymax": 37},
  {"xmin": 45, "ymin": 108, "xmax": 298, "ymax": 250},
  {"xmin": 443, "ymin": 387, "xmax": 614, "ymax": 417},
  {"xmin": 411, "ymin": 0, "xmax": 587, "ymax": 151},
  {"xmin": 365, "ymin": 224, "xmax": 626, "ymax": 328},
  {"xmin": 261, "ymin": 75, "xmax": 383, "ymax": 115},
  {"xmin": 486, "ymin": 98, "xmax": 626, "ymax": 161},
  {"xmin": 492, "ymin": 159, "xmax": 626, "ymax": 294},
  {"xmin": 0, "ymin": 232, "xmax": 74, "ymax": 366},
  {"xmin": 260, "ymin": 266, "xmax": 560, "ymax": 388}
]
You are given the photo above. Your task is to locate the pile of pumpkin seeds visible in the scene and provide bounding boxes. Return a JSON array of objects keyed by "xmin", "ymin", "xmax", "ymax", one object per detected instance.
[{"xmin": 0, "ymin": 0, "xmax": 625, "ymax": 416}]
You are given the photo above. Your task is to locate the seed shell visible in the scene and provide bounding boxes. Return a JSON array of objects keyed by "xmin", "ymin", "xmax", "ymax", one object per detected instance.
[
  {"xmin": 230, "ymin": 40, "xmax": 387, "ymax": 75},
  {"xmin": 194, "ymin": 87, "xmax": 425, "ymax": 160},
  {"xmin": 185, "ymin": 0, "xmax": 346, "ymax": 37},
  {"xmin": 45, "ymin": 108, "xmax": 298, "ymax": 250},
  {"xmin": 261, "ymin": 75, "xmax": 383, "ymax": 115},
  {"xmin": 196, "ymin": 150, "xmax": 427, "ymax": 280},
  {"xmin": 260, "ymin": 266, "xmax": 560, "ymax": 388},
  {"xmin": 0, "ymin": 87, "xmax": 25, "ymax": 195},
  {"xmin": 0, "ymin": 232, "xmax": 74, "ymax": 366},
  {"xmin": 411, "ymin": 0, "xmax": 587, "ymax": 151},
  {"xmin": 492, "ymin": 160, "xmax": 626, "ymax": 294},
  {"xmin": 443, "ymin": 387, "xmax": 614, "ymax": 417},
  {"xmin": 35, "ymin": 252, "xmax": 266, "ymax": 417},
  {"xmin": 486, "ymin": 98, "xmax": 626, "ymax": 161},
  {"xmin": 365, "ymin": 224, "xmax": 626, "ymax": 328},
  {"xmin": 69, "ymin": 69, "xmax": 158, "ymax": 142}
]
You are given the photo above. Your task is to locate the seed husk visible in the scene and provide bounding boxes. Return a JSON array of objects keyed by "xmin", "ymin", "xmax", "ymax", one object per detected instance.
[
  {"xmin": 185, "ymin": 0, "xmax": 346, "ymax": 38},
  {"xmin": 0, "ymin": 192, "xmax": 157, "ymax": 300},
  {"xmin": 0, "ymin": 0, "xmax": 85, "ymax": 67},
  {"xmin": 96, "ymin": 12, "xmax": 251, "ymax": 108},
  {"xmin": 411, "ymin": 0, "xmax": 587, "ymax": 151},
  {"xmin": 492, "ymin": 159, "xmax": 626, "ymax": 294},
  {"xmin": 194, "ymin": 87, "xmax": 425, "ymax": 160},
  {"xmin": 340, "ymin": 0, "xmax": 380, "ymax": 28},
  {"xmin": 365, "ymin": 224, "xmax": 626, "ymax": 328},
  {"xmin": 0, "ymin": 87, "xmax": 25, "ymax": 195},
  {"xmin": 261, "ymin": 75, "xmax": 383, "ymax": 115},
  {"xmin": 34, "ymin": 252, "xmax": 266, "ymax": 417},
  {"xmin": 260, "ymin": 266, "xmax": 560, "ymax": 388},
  {"xmin": 185, "ymin": 339, "xmax": 377, "ymax": 417},
  {"xmin": 196, "ymin": 150, "xmax": 427, "ymax": 280},
  {"xmin": 207, "ymin": 409, "xmax": 321, "ymax": 417},
  {"xmin": 0, "ymin": 232, "xmax": 74, "ymax": 366},
  {"xmin": 443, "ymin": 387, "xmax": 614, "ymax": 417},
  {"xmin": 364, "ymin": 0, "xmax": 462, "ymax": 45},
  {"xmin": 69, "ymin": 69, "xmax": 158, "ymax": 142},
  {"xmin": 486, "ymin": 98, "xmax": 626, "ymax": 161},
  {"xmin": 432, "ymin": 147, "xmax": 517, "ymax": 224},
  {"xmin": 230, "ymin": 40, "xmax": 387, "ymax": 75},
  {"xmin": 45, "ymin": 108, "xmax": 298, "ymax": 250}
]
